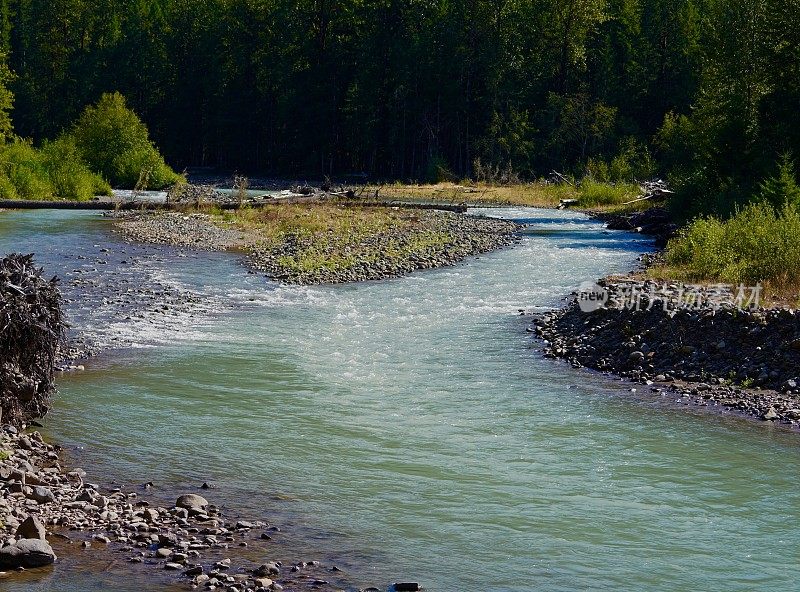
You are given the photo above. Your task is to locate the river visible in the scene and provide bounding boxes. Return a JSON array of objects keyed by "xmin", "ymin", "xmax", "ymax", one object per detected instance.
[{"xmin": 0, "ymin": 207, "xmax": 798, "ymax": 592}]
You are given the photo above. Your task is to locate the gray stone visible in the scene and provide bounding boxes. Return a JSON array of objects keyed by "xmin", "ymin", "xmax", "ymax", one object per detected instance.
[
  {"xmin": 24, "ymin": 472, "xmax": 44, "ymax": 486},
  {"xmin": 0, "ymin": 538, "xmax": 56, "ymax": 568},
  {"xmin": 158, "ymin": 532, "xmax": 178, "ymax": 546},
  {"xmin": 254, "ymin": 562, "xmax": 280, "ymax": 577},
  {"xmin": 175, "ymin": 494, "xmax": 208, "ymax": 511},
  {"xmin": 16, "ymin": 516, "xmax": 46, "ymax": 540},
  {"xmin": 29, "ymin": 486, "xmax": 56, "ymax": 504}
]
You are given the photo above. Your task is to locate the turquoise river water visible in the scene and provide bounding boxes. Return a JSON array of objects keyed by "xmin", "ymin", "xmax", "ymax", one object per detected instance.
[{"xmin": 0, "ymin": 208, "xmax": 798, "ymax": 592}]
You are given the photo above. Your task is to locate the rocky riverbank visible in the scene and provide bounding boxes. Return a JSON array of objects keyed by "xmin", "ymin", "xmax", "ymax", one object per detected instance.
[
  {"xmin": 0, "ymin": 424, "xmax": 374, "ymax": 591},
  {"xmin": 54, "ymin": 241, "xmax": 217, "ymax": 370},
  {"xmin": 531, "ymin": 278, "xmax": 800, "ymax": 428},
  {"xmin": 592, "ymin": 207, "xmax": 677, "ymax": 247},
  {"xmin": 111, "ymin": 207, "xmax": 520, "ymax": 285}
]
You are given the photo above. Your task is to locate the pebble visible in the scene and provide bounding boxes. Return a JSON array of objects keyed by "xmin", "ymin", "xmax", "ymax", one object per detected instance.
[{"xmin": 0, "ymin": 426, "xmax": 355, "ymax": 591}]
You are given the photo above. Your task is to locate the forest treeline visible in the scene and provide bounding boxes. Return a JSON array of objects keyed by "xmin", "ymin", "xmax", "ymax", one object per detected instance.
[{"xmin": 1, "ymin": 0, "xmax": 799, "ymax": 216}]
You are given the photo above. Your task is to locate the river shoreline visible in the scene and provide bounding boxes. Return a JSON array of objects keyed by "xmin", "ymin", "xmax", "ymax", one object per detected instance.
[
  {"xmin": 530, "ymin": 277, "xmax": 800, "ymax": 430},
  {"xmin": 0, "ymin": 423, "xmax": 378, "ymax": 591}
]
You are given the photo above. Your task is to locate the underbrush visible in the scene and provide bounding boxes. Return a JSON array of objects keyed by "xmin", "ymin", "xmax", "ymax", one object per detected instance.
[
  {"xmin": 0, "ymin": 92, "xmax": 181, "ymax": 200},
  {"xmin": 659, "ymin": 201, "xmax": 800, "ymax": 295},
  {"xmin": 371, "ymin": 179, "xmax": 645, "ymax": 211},
  {"xmin": 370, "ymin": 181, "xmax": 578, "ymax": 207},
  {"xmin": 0, "ymin": 139, "xmax": 111, "ymax": 200},
  {"xmin": 222, "ymin": 203, "xmax": 408, "ymax": 242}
]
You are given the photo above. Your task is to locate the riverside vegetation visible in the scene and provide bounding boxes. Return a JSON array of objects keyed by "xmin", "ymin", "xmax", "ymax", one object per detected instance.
[
  {"xmin": 1, "ymin": 1, "xmax": 798, "ymax": 211},
  {"xmin": 365, "ymin": 179, "xmax": 643, "ymax": 211},
  {"xmin": 0, "ymin": 92, "xmax": 181, "ymax": 201}
]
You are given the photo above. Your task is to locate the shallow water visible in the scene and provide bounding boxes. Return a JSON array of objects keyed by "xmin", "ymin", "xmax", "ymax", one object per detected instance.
[{"xmin": 1, "ymin": 208, "xmax": 798, "ymax": 591}]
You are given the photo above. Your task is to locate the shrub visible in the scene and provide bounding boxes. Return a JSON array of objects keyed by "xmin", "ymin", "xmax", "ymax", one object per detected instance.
[
  {"xmin": 610, "ymin": 137, "xmax": 656, "ymax": 181},
  {"xmin": 665, "ymin": 201, "xmax": 800, "ymax": 287},
  {"xmin": 586, "ymin": 137, "xmax": 656, "ymax": 183},
  {"xmin": 70, "ymin": 92, "xmax": 182, "ymax": 189},
  {"xmin": 586, "ymin": 157, "xmax": 610, "ymax": 182},
  {"xmin": 0, "ymin": 137, "xmax": 112, "ymax": 201},
  {"xmin": 40, "ymin": 136, "xmax": 111, "ymax": 200},
  {"xmin": 0, "ymin": 175, "xmax": 16, "ymax": 199},
  {"xmin": 0, "ymin": 140, "xmax": 53, "ymax": 200}
]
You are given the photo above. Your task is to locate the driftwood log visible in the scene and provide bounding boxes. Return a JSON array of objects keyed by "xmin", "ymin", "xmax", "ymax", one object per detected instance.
[{"xmin": 0, "ymin": 254, "xmax": 65, "ymax": 426}]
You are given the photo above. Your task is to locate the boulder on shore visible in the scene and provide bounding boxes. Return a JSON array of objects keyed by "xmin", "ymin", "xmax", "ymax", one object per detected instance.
[
  {"xmin": 16, "ymin": 516, "xmax": 46, "ymax": 540},
  {"xmin": 175, "ymin": 493, "xmax": 208, "ymax": 511},
  {"xmin": 0, "ymin": 538, "xmax": 56, "ymax": 569}
]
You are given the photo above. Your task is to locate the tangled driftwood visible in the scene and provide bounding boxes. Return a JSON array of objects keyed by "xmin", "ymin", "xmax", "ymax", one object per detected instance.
[{"xmin": 0, "ymin": 254, "xmax": 65, "ymax": 426}]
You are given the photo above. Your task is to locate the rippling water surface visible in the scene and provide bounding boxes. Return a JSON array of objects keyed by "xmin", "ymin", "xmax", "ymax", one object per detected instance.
[{"xmin": 0, "ymin": 208, "xmax": 798, "ymax": 592}]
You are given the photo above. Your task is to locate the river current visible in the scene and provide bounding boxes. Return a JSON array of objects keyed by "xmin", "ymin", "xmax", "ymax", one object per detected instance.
[{"xmin": 0, "ymin": 208, "xmax": 797, "ymax": 592}]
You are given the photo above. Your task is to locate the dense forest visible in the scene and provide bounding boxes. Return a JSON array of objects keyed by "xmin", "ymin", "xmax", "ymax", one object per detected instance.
[{"xmin": 0, "ymin": 0, "xmax": 799, "ymax": 215}]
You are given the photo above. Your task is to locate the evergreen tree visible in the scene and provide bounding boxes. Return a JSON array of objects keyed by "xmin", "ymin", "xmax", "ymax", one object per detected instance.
[{"xmin": 760, "ymin": 154, "xmax": 800, "ymax": 210}]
